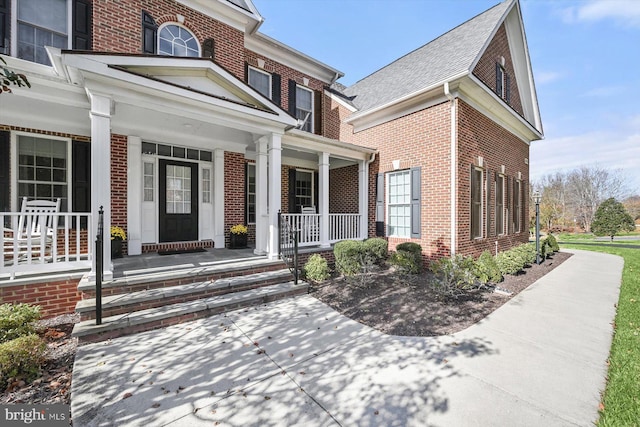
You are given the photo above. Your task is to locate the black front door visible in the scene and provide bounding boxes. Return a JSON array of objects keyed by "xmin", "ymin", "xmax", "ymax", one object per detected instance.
[{"xmin": 159, "ymin": 159, "xmax": 198, "ymax": 242}]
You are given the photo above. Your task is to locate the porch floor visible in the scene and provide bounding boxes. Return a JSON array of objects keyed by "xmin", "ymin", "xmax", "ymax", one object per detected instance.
[{"xmin": 112, "ymin": 246, "xmax": 263, "ymax": 278}]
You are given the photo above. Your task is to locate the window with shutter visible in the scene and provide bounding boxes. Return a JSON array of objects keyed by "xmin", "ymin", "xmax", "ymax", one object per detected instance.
[
  {"xmin": 72, "ymin": 0, "xmax": 91, "ymax": 50},
  {"xmin": 0, "ymin": 0, "xmax": 11, "ymax": 54},
  {"xmin": 471, "ymin": 166, "xmax": 483, "ymax": 239},
  {"xmin": 496, "ymin": 174, "xmax": 505, "ymax": 235},
  {"xmin": 142, "ymin": 10, "xmax": 157, "ymax": 54},
  {"xmin": 248, "ymin": 66, "xmax": 272, "ymax": 99}
]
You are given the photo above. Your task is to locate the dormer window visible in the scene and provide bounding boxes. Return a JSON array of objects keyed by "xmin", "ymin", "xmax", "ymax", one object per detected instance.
[{"xmin": 158, "ymin": 24, "xmax": 199, "ymax": 57}]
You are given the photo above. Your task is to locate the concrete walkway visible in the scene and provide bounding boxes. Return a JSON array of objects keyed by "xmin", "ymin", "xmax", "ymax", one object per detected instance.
[{"xmin": 71, "ymin": 249, "xmax": 623, "ymax": 426}]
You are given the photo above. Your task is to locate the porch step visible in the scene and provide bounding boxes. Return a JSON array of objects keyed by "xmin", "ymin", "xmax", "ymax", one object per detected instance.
[
  {"xmin": 76, "ymin": 269, "xmax": 293, "ymax": 321},
  {"xmin": 71, "ymin": 281, "xmax": 308, "ymax": 343},
  {"xmin": 77, "ymin": 257, "xmax": 286, "ymax": 298}
]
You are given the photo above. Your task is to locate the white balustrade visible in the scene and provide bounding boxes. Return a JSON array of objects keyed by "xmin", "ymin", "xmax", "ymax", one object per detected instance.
[{"xmin": 280, "ymin": 213, "xmax": 361, "ymax": 247}]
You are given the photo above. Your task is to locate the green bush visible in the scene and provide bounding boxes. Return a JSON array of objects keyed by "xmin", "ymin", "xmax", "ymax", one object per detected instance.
[
  {"xmin": 473, "ymin": 251, "xmax": 503, "ymax": 284},
  {"xmin": 303, "ymin": 254, "xmax": 330, "ymax": 282},
  {"xmin": 333, "ymin": 240, "xmax": 366, "ymax": 276},
  {"xmin": 389, "ymin": 242, "xmax": 423, "ymax": 274},
  {"xmin": 0, "ymin": 304, "xmax": 41, "ymax": 343},
  {"xmin": 545, "ymin": 233, "xmax": 560, "ymax": 252},
  {"xmin": 363, "ymin": 238, "xmax": 388, "ymax": 264},
  {"xmin": 495, "ymin": 248, "xmax": 525, "ymax": 275},
  {"xmin": 0, "ymin": 334, "xmax": 46, "ymax": 386},
  {"xmin": 512, "ymin": 243, "xmax": 536, "ymax": 266},
  {"xmin": 430, "ymin": 254, "xmax": 477, "ymax": 294}
]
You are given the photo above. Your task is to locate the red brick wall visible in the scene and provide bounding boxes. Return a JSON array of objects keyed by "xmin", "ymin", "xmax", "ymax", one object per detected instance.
[
  {"xmin": 91, "ymin": 0, "xmax": 245, "ymax": 78},
  {"xmin": 111, "ymin": 134, "xmax": 128, "ymax": 254},
  {"xmin": 351, "ymin": 103, "xmax": 452, "ymax": 259},
  {"xmin": 329, "ymin": 165, "xmax": 359, "ymax": 213},
  {"xmin": 457, "ymin": 99, "xmax": 530, "ymax": 257},
  {"xmin": 224, "ymin": 152, "xmax": 245, "ymax": 246},
  {"xmin": 0, "ymin": 279, "xmax": 81, "ymax": 318},
  {"xmin": 473, "ymin": 24, "xmax": 524, "ymax": 117},
  {"xmin": 326, "ymin": 97, "xmax": 357, "ymax": 143}
]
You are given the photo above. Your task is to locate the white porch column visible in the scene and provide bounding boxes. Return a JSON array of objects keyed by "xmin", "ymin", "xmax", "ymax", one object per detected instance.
[
  {"xmin": 127, "ymin": 136, "xmax": 142, "ymax": 255},
  {"xmin": 267, "ymin": 133, "xmax": 282, "ymax": 259},
  {"xmin": 254, "ymin": 137, "xmax": 268, "ymax": 255},
  {"xmin": 213, "ymin": 149, "xmax": 225, "ymax": 248},
  {"xmin": 88, "ymin": 90, "xmax": 112, "ymax": 278},
  {"xmin": 359, "ymin": 160, "xmax": 369, "ymax": 240},
  {"xmin": 318, "ymin": 152, "xmax": 330, "ymax": 247}
]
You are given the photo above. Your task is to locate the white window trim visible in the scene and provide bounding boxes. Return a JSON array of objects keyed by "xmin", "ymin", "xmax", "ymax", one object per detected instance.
[
  {"xmin": 157, "ymin": 22, "xmax": 201, "ymax": 57},
  {"xmin": 296, "ymin": 85, "xmax": 314, "ymax": 134},
  {"xmin": 246, "ymin": 163, "xmax": 256, "ymax": 224},
  {"xmin": 248, "ymin": 66, "xmax": 272, "ymax": 100},
  {"xmin": 11, "ymin": 131, "xmax": 72, "ymax": 212},
  {"xmin": 10, "ymin": 0, "xmax": 73, "ymax": 62},
  {"xmin": 514, "ymin": 179, "xmax": 522, "ymax": 233},
  {"xmin": 471, "ymin": 166, "xmax": 484, "ymax": 240},
  {"xmin": 496, "ymin": 173, "xmax": 505, "ymax": 235},
  {"xmin": 294, "ymin": 168, "xmax": 314, "ymax": 211},
  {"xmin": 386, "ymin": 170, "xmax": 411, "ymax": 238}
]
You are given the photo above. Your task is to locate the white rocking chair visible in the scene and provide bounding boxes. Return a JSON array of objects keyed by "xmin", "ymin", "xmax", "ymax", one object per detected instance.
[{"xmin": 3, "ymin": 198, "xmax": 61, "ymax": 265}]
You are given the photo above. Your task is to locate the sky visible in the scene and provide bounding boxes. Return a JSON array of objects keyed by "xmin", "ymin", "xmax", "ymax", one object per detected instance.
[{"xmin": 252, "ymin": 0, "xmax": 640, "ymax": 196}]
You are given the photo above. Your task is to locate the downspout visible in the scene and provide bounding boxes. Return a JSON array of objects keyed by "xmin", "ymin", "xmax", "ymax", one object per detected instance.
[{"xmin": 444, "ymin": 82, "xmax": 457, "ymax": 255}]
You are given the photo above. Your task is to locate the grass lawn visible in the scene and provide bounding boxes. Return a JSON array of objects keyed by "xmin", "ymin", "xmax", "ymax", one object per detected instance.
[{"xmin": 560, "ymin": 243, "xmax": 640, "ymax": 426}]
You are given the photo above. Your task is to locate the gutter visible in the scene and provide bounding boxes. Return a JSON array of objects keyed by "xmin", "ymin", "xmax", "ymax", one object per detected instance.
[{"xmin": 444, "ymin": 81, "xmax": 457, "ymax": 256}]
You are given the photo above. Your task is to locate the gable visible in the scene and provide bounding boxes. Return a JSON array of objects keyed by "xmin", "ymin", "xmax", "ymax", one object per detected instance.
[{"xmin": 472, "ymin": 24, "xmax": 524, "ymax": 117}]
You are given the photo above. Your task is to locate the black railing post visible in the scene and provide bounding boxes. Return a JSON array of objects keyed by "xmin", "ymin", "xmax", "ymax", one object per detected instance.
[
  {"xmin": 293, "ymin": 228, "xmax": 299, "ymax": 285},
  {"xmin": 95, "ymin": 206, "xmax": 103, "ymax": 325},
  {"xmin": 277, "ymin": 210, "xmax": 282, "ymax": 258}
]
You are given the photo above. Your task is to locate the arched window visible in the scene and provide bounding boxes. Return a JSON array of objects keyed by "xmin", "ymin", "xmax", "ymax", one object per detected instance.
[{"xmin": 158, "ymin": 24, "xmax": 199, "ymax": 57}]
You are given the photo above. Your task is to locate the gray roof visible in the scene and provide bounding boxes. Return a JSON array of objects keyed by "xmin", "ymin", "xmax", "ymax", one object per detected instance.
[
  {"xmin": 343, "ymin": 0, "xmax": 511, "ymax": 113},
  {"xmin": 225, "ymin": 0, "xmax": 251, "ymax": 13}
]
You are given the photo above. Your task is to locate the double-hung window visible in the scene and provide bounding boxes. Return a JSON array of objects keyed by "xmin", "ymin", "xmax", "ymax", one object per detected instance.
[
  {"xmin": 246, "ymin": 164, "xmax": 256, "ymax": 224},
  {"xmin": 248, "ymin": 67, "xmax": 271, "ymax": 99},
  {"xmin": 294, "ymin": 170, "xmax": 313, "ymax": 211},
  {"xmin": 513, "ymin": 179, "xmax": 521, "ymax": 233},
  {"xmin": 387, "ymin": 170, "xmax": 411, "ymax": 238},
  {"xmin": 17, "ymin": 134, "xmax": 69, "ymax": 211},
  {"xmin": 471, "ymin": 167, "xmax": 483, "ymax": 239},
  {"xmin": 495, "ymin": 174, "xmax": 505, "ymax": 235},
  {"xmin": 295, "ymin": 86, "xmax": 313, "ymax": 133},
  {"xmin": 16, "ymin": 0, "xmax": 69, "ymax": 66}
]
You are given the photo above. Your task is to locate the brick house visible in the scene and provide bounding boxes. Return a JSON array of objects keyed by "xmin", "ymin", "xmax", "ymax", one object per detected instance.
[{"xmin": 0, "ymin": 0, "xmax": 542, "ymax": 286}]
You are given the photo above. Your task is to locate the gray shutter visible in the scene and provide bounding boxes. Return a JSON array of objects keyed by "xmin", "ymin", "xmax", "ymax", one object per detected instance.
[
  {"xmin": 288, "ymin": 79, "xmax": 297, "ymax": 116},
  {"xmin": 375, "ymin": 172, "xmax": 385, "ymax": 237},
  {"xmin": 410, "ymin": 167, "xmax": 421, "ymax": 239},
  {"xmin": 505, "ymin": 74, "xmax": 511, "ymax": 103},
  {"xmin": 486, "ymin": 170, "xmax": 492, "ymax": 237},
  {"xmin": 271, "ymin": 73, "xmax": 281, "ymax": 106},
  {"xmin": 521, "ymin": 180, "xmax": 527, "ymax": 232},
  {"xmin": 495, "ymin": 63, "xmax": 502, "ymax": 96},
  {"xmin": 0, "ymin": 0, "xmax": 10, "ymax": 54},
  {"xmin": 288, "ymin": 168, "xmax": 296, "ymax": 213},
  {"xmin": 244, "ymin": 61, "xmax": 249, "ymax": 82},
  {"xmin": 72, "ymin": 0, "xmax": 92, "ymax": 50},
  {"xmin": 142, "ymin": 10, "xmax": 157, "ymax": 54},
  {"xmin": 0, "ymin": 130, "xmax": 9, "ymax": 214},
  {"xmin": 202, "ymin": 38, "xmax": 214, "ymax": 59},
  {"xmin": 314, "ymin": 90, "xmax": 322, "ymax": 135}
]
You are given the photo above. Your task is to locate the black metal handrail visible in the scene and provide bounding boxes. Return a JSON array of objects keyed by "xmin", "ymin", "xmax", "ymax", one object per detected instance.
[
  {"xmin": 95, "ymin": 206, "xmax": 103, "ymax": 325},
  {"xmin": 278, "ymin": 210, "xmax": 299, "ymax": 285}
]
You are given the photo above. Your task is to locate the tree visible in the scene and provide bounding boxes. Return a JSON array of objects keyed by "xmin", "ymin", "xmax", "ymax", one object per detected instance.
[
  {"xmin": 591, "ymin": 198, "xmax": 635, "ymax": 242},
  {"xmin": 623, "ymin": 195, "xmax": 640, "ymax": 221},
  {"xmin": 1, "ymin": 55, "xmax": 31, "ymax": 94}
]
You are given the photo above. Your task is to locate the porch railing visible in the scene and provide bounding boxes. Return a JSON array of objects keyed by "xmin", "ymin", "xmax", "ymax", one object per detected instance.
[
  {"xmin": 1, "ymin": 212, "xmax": 93, "ymax": 280},
  {"xmin": 278, "ymin": 211, "xmax": 299, "ymax": 285},
  {"xmin": 280, "ymin": 213, "xmax": 361, "ymax": 247}
]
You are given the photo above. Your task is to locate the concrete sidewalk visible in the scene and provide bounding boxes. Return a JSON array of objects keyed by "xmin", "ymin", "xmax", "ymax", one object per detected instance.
[{"xmin": 71, "ymin": 249, "xmax": 623, "ymax": 426}]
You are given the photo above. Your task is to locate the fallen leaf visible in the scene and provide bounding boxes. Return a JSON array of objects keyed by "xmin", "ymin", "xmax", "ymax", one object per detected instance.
[
  {"xmin": 152, "ymin": 403, "xmax": 160, "ymax": 408},
  {"xmin": 599, "ymin": 402, "xmax": 605, "ymax": 411},
  {"xmin": 374, "ymin": 410, "xmax": 379, "ymax": 415},
  {"xmin": 264, "ymin": 396, "xmax": 271, "ymax": 400},
  {"xmin": 123, "ymin": 392, "xmax": 132, "ymax": 399},
  {"xmin": 257, "ymin": 349, "xmax": 265, "ymax": 355}
]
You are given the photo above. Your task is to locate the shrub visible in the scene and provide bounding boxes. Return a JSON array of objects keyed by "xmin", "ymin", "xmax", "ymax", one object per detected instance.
[
  {"xmin": 473, "ymin": 251, "xmax": 503, "ymax": 284},
  {"xmin": 495, "ymin": 248, "xmax": 525, "ymax": 275},
  {"xmin": 430, "ymin": 254, "xmax": 477, "ymax": 295},
  {"xmin": 545, "ymin": 233, "xmax": 560, "ymax": 252},
  {"xmin": 363, "ymin": 238, "xmax": 388, "ymax": 264},
  {"xmin": 389, "ymin": 242, "xmax": 423, "ymax": 274},
  {"xmin": 333, "ymin": 240, "xmax": 366, "ymax": 276},
  {"xmin": 0, "ymin": 303, "xmax": 41, "ymax": 343},
  {"xmin": 0, "ymin": 334, "xmax": 46, "ymax": 386},
  {"xmin": 512, "ymin": 243, "xmax": 536, "ymax": 266},
  {"xmin": 303, "ymin": 254, "xmax": 330, "ymax": 282}
]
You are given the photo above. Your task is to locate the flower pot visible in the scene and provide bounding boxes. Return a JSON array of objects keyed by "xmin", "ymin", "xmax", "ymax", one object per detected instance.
[
  {"xmin": 229, "ymin": 233, "xmax": 247, "ymax": 249},
  {"xmin": 111, "ymin": 239, "xmax": 124, "ymax": 258}
]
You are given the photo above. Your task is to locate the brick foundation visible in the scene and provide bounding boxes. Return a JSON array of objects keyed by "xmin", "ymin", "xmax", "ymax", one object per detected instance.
[{"xmin": 0, "ymin": 278, "xmax": 81, "ymax": 318}]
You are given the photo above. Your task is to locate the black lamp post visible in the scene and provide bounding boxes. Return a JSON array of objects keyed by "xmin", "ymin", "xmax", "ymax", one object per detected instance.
[{"xmin": 533, "ymin": 190, "xmax": 542, "ymax": 265}]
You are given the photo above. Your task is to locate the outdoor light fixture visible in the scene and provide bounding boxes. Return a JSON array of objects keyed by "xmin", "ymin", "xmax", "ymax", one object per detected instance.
[{"xmin": 533, "ymin": 190, "xmax": 542, "ymax": 264}]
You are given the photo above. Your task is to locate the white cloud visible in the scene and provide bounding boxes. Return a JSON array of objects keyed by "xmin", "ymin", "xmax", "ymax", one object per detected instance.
[
  {"xmin": 530, "ymin": 129, "xmax": 640, "ymax": 194},
  {"xmin": 563, "ymin": 0, "xmax": 640, "ymax": 28}
]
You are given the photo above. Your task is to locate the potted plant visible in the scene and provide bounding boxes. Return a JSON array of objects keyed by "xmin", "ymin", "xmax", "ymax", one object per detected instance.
[
  {"xmin": 229, "ymin": 224, "xmax": 248, "ymax": 249},
  {"xmin": 110, "ymin": 226, "xmax": 126, "ymax": 258}
]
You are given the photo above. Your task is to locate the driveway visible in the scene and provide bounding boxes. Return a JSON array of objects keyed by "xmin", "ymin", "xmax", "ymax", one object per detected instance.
[{"xmin": 71, "ymin": 249, "xmax": 623, "ymax": 426}]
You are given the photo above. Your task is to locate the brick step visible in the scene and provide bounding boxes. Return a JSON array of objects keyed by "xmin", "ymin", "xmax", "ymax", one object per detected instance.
[
  {"xmin": 71, "ymin": 281, "xmax": 308, "ymax": 344},
  {"xmin": 78, "ymin": 257, "xmax": 286, "ymax": 298},
  {"xmin": 76, "ymin": 269, "xmax": 293, "ymax": 321}
]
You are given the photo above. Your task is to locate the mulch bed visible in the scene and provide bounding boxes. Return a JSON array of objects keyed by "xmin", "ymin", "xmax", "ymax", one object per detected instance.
[
  {"xmin": 0, "ymin": 251, "xmax": 571, "ymax": 405},
  {"xmin": 310, "ymin": 251, "xmax": 572, "ymax": 337}
]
